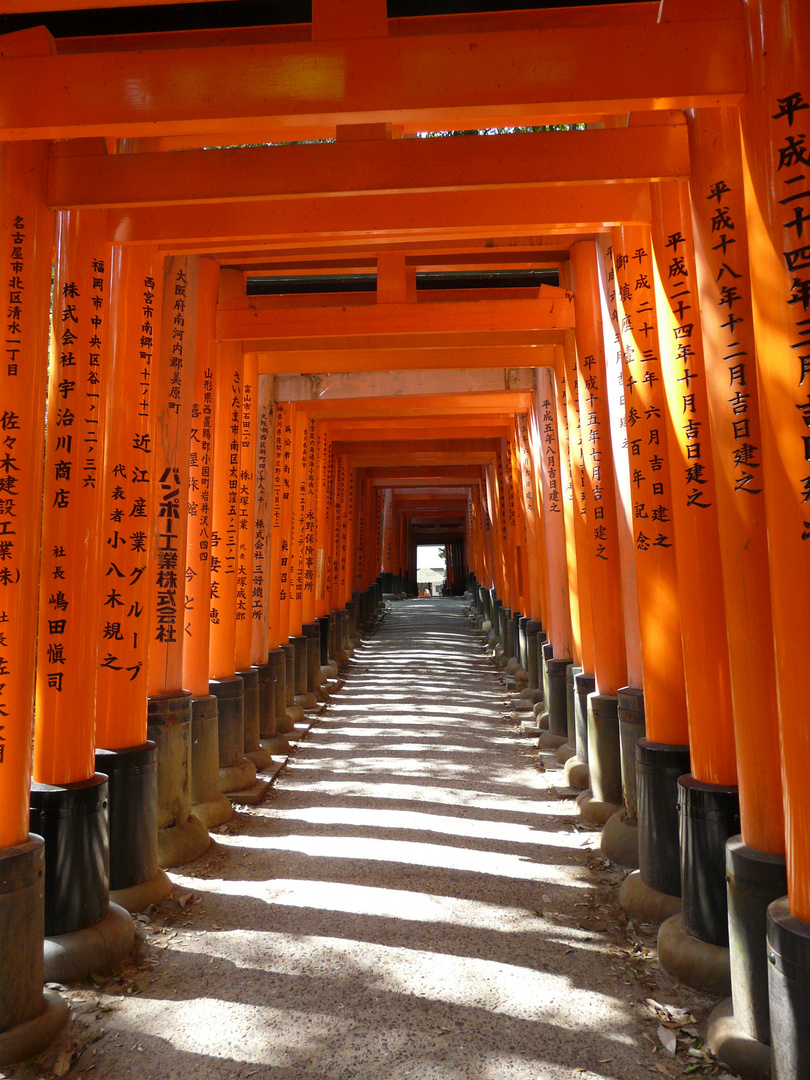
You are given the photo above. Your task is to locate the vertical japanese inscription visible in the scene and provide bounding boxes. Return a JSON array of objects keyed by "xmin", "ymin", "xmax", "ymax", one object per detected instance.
[
  {"xmin": 612, "ymin": 241, "xmax": 675, "ymax": 553},
  {"xmin": 99, "ymin": 273, "xmax": 155, "ymax": 682},
  {"xmin": 771, "ymin": 91, "xmax": 810, "ymax": 535}
]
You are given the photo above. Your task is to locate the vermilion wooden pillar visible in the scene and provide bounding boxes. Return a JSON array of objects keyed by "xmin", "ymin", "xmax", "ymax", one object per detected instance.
[
  {"xmin": 268, "ymin": 402, "xmax": 292, "ymax": 649},
  {"xmin": 208, "ymin": 336, "xmax": 243, "ymax": 680},
  {"xmin": 685, "ymin": 103, "xmax": 787, "ymax": 1052},
  {"xmin": 146, "ymin": 254, "xmax": 211, "ymax": 866},
  {"xmin": 570, "ymin": 242, "xmax": 628, "ymax": 697},
  {"xmin": 597, "ymin": 237, "xmax": 643, "ymax": 693},
  {"xmin": 182, "ymin": 261, "xmax": 233, "ymax": 830},
  {"xmin": 182, "ymin": 260, "xmax": 219, "ymax": 701},
  {"xmin": 535, "ymin": 367, "xmax": 574, "ymax": 667},
  {"xmin": 235, "ymin": 350, "xmax": 258, "ymax": 674},
  {"xmin": 0, "ymin": 144, "xmax": 52, "ymax": 849},
  {"xmin": 93, "ymin": 245, "xmax": 176, "ymax": 905},
  {"xmin": 0, "ymin": 140, "xmax": 67, "ymax": 1054},
  {"xmin": 740, "ymin": 2, "xmax": 810, "ymax": 1068},
  {"xmin": 608, "ymin": 227, "xmax": 689, "ymax": 905},
  {"xmin": 33, "ymin": 209, "xmax": 114, "ymax": 939},
  {"xmin": 95, "ymin": 247, "xmax": 162, "ymax": 751},
  {"xmin": 251, "ymin": 371, "xmax": 274, "ymax": 666},
  {"xmin": 570, "ymin": 241, "xmax": 628, "ymax": 818},
  {"xmin": 35, "ymin": 211, "xmax": 110, "ymax": 785},
  {"xmin": 651, "ymin": 183, "xmax": 737, "ymax": 786},
  {"xmin": 609, "ymin": 229, "xmax": 688, "ymax": 746}
]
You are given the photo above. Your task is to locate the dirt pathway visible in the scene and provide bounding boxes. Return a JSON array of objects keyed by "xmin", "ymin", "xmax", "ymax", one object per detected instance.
[{"xmin": 6, "ymin": 598, "xmax": 729, "ymax": 1080}]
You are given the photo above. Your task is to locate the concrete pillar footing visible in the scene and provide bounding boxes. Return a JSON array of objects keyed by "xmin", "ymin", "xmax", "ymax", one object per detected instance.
[
  {"xmin": 110, "ymin": 868, "xmax": 173, "ymax": 914},
  {"xmin": 619, "ymin": 870, "xmax": 682, "ymax": 926},
  {"xmin": 191, "ymin": 793, "xmax": 234, "ymax": 830},
  {"xmin": 599, "ymin": 810, "xmax": 639, "ymax": 869},
  {"xmin": 218, "ymin": 758, "xmax": 256, "ymax": 794},
  {"xmin": 512, "ymin": 697, "xmax": 536, "ymax": 713},
  {"xmin": 537, "ymin": 730, "xmax": 568, "ymax": 751},
  {"xmin": 564, "ymin": 757, "xmax": 590, "ymax": 790},
  {"xmin": 519, "ymin": 687, "xmax": 543, "ymax": 703},
  {"xmin": 706, "ymin": 999, "xmax": 772, "ymax": 1080},
  {"xmin": 43, "ymin": 901, "xmax": 135, "ymax": 985},
  {"xmin": 555, "ymin": 742, "xmax": 576, "ymax": 766},
  {"xmin": 0, "ymin": 989, "xmax": 69, "ymax": 1067},
  {"xmin": 245, "ymin": 746, "xmax": 277, "ymax": 771},
  {"xmin": 294, "ymin": 693, "xmax": 318, "ymax": 709},
  {"xmin": 575, "ymin": 789, "xmax": 621, "ymax": 826},
  {"xmin": 658, "ymin": 913, "xmax": 731, "ymax": 996},
  {"xmin": 261, "ymin": 735, "xmax": 291, "ymax": 755},
  {"xmin": 225, "ymin": 776, "xmax": 271, "ymax": 806},
  {"xmin": 158, "ymin": 813, "xmax": 210, "ymax": 869},
  {"xmin": 286, "ymin": 704, "xmax": 304, "ymax": 725}
]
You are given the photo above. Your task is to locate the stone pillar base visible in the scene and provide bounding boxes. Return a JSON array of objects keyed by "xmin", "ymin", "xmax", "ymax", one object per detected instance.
[
  {"xmin": 707, "ymin": 999, "xmax": 772, "ymax": 1080},
  {"xmin": 575, "ymin": 789, "xmax": 621, "ymax": 826},
  {"xmin": 563, "ymin": 757, "xmax": 590, "ymax": 790},
  {"xmin": 44, "ymin": 901, "xmax": 135, "ymax": 985},
  {"xmin": 619, "ymin": 869, "xmax": 682, "ymax": 926},
  {"xmin": 599, "ymin": 810, "xmax": 639, "ymax": 869},
  {"xmin": 0, "ymin": 990, "xmax": 69, "ymax": 1068},
  {"xmin": 555, "ymin": 743, "xmax": 576, "ymax": 765},
  {"xmin": 192, "ymin": 793, "xmax": 234, "ymax": 830},
  {"xmin": 157, "ymin": 813, "xmax": 210, "ymax": 869},
  {"xmin": 658, "ymin": 912, "xmax": 731, "ymax": 995},
  {"xmin": 110, "ymin": 867, "xmax": 173, "ymax": 914}
]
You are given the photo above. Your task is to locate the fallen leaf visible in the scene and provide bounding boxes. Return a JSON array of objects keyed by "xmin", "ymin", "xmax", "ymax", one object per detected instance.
[
  {"xmin": 176, "ymin": 891, "xmax": 193, "ymax": 908},
  {"xmin": 657, "ymin": 1024, "xmax": 677, "ymax": 1055},
  {"xmin": 53, "ymin": 1038, "xmax": 78, "ymax": 1077}
]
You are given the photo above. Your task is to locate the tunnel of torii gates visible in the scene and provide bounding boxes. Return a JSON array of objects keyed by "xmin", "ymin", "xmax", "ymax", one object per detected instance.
[{"xmin": 0, "ymin": 0, "xmax": 808, "ymax": 1072}]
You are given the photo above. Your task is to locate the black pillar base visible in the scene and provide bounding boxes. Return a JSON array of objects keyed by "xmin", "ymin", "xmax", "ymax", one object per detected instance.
[
  {"xmin": 0, "ymin": 835, "xmax": 69, "ymax": 1063},
  {"xmin": 30, "ymin": 774, "xmax": 109, "ymax": 937},
  {"xmin": 768, "ymin": 896, "xmax": 810, "ymax": 1079},
  {"xmin": 678, "ymin": 774, "xmax": 740, "ymax": 947},
  {"xmin": 727, "ymin": 836, "xmax": 787, "ymax": 1045},
  {"xmin": 95, "ymin": 742, "xmax": 157, "ymax": 892},
  {"xmin": 636, "ymin": 738, "xmax": 690, "ymax": 898},
  {"xmin": 617, "ymin": 687, "xmax": 645, "ymax": 822}
]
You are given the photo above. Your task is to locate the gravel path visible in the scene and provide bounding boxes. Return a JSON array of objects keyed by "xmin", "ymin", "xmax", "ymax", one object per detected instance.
[{"xmin": 7, "ymin": 597, "xmax": 727, "ymax": 1080}]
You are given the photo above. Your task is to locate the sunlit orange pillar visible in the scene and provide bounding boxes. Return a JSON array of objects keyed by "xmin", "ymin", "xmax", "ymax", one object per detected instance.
[
  {"xmin": 608, "ymin": 228, "xmax": 690, "ymax": 905},
  {"xmin": 647, "ymin": 185, "xmax": 745, "ymax": 959},
  {"xmin": 93, "ymin": 245, "xmax": 173, "ymax": 904},
  {"xmin": 209, "ymin": 273, "xmax": 260, "ymax": 799},
  {"xmin": 505, "ymin": 422, "xmax": 530, "ymax": 676},
  {"xmin": 534, "ymin": 368, "xmax": 574, "ymax": 675},
  {"xmin": 686, "ymin": 104, "xmax": 786, "ymax": 1049},
  {"xmin": 0, "ymin": 141, "xmax": 67, "ymax": 1050},
  {"xmin": 182, "ymin": 260, "xmax": 234, "ymax": 831},
  {"xmin": 300, "ymin": 414, "xmax": 327, "ymax": 701},
  {"xmin": 557, "ymin": 330, "xmax": 596, "ymax": 754},
  {"xmin": 570, "ymin": 241, "xmax": 628, "ymax": 817},
  {"xmin": 145, "ymin": 255, "xmax": 211, "ymax": 867},
  {"xmin": 33, "ymin": 209, "xmax": 113, "ymax": 938},
  {"xmin": 266, "ymin": 400, "xmax": 298, "ymax": 737},
  {"xmin": 251, "ymin": 372, "xmax": 282, "ymax": 745},
  {"xmin": 234, "ymin": 350, "xmax": 272, "ymax": 770},
  {"xmin": 739, "ymin": 1, "xmax": 810, "ymax": 1067},
  {"xmin": 596, "ymin": 235, "xmax": 645, "ymax": 816}
]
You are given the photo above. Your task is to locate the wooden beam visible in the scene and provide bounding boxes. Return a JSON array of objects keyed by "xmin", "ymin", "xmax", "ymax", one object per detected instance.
[
  {"xmin": 48, "ymin": 126, "xmax": 689, "ymax": 209},
  {"xmin": 220, "ymin": 294, "xmax": 574, "ymax": 344},
  {"xmin": 0, "ymin": 20, "xmax": 744, "ymax": 140},
  {"xmin": 255, "ymin": 344, "xmax": 556, "ymax": 374},
  {"xmin": 111, "ymin": 184, "xmax": 652, "ymax": 249},
  {"xmin": 273, "ymin": 367, "xmax": 534, "ymax": 401}
]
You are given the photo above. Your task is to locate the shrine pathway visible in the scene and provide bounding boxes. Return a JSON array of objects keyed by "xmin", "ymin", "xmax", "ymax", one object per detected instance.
[{"xmin": 10, "ymin": 597, "xmax": 721, "ymax": 1080}]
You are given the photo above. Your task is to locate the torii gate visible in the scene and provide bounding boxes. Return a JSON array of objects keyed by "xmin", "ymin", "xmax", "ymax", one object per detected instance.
[{"xmin": 0, "ymin": 2, "xmax": 808, "ymax": 1078}]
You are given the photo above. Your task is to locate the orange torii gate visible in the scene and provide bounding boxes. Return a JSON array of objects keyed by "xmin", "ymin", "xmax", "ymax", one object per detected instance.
[{"xmin": 0, "ymin": 1, "xmax": 807, "ymax": 1077}]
